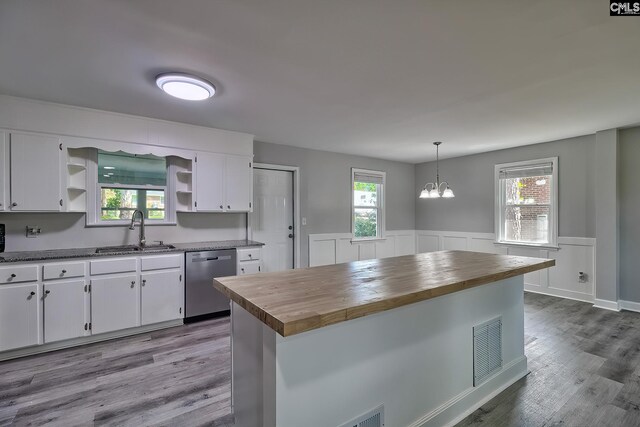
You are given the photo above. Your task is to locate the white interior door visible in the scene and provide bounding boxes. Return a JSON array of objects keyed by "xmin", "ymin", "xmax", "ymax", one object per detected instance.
[{"xmin": 251, "ymin": 168, "xmax": 294, "ymax": 272}]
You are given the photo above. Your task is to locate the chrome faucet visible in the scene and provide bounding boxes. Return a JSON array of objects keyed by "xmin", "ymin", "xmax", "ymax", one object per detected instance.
[{"xmin": 129, "ymin": 209, "xmax": 146, "ymax": 247}]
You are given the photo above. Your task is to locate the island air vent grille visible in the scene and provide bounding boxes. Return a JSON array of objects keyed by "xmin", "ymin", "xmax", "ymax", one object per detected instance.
[
  {"xmin": 338, "ymin": 404, "xmax": 384, "ymax": 427},
  {"xmin": 473, "ymin": 317, "xmax": 502, "ymax": 386}
]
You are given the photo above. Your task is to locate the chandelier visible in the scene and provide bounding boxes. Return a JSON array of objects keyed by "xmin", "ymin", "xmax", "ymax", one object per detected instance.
[{"xmin": 419, "ymin": 142, "xmax": 455, "ymax": 199}]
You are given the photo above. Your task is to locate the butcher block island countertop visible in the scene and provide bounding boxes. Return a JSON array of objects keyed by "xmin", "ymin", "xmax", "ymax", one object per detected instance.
[{"xmin": 213, "ymin": 250, "xmax": 554, "ymax": 337}]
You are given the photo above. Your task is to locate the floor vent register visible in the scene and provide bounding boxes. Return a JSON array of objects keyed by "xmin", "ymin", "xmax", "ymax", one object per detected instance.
[{"xmin": 473, "ymin": 316, "xmax": 503, "ymax": 386}]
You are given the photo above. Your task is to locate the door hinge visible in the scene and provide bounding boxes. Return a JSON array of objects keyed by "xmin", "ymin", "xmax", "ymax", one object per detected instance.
[
  {"xmin": 179, "ymin": 274, "xmax": 182, "ymax": 282},
  {"xmin": 249, "ymin": 202, "xmax": 252, "ymax": 208},
  {"xmin": 249, "ymin": 162, "xmax": 252, "ymax": 168},
  {"xmin": 84, "ymin": 284, "xmax": 87, "ymax": 292},
  {"xmin": 84, "ymin": 323, "xmax": 88, "ymax": 331},
  {"xmin": 88, "ymin": 284, "xmax": 91, "ymax": 292},
  {"xmin": 194, "ymin": 201, "xmax": 197, "ymax": 208},
  {"xmin": 59, "ymin": 143, "xmax": 63, "ymax": 151},
  {"xmin": 59, "ymin": 199, "xmax": 63, "ymax": 207},
  {"xmin": 195, "ymin": 156, "xmax": 197, "ymax": 163},
  {"xmin": 89, "ymin": 323, "xmax": 92, "ymax": 330},
  {"xmin": 258, "ymin": 266, "xmax": 261, "ymax": 272},
  {"xmin": 179, "ymin": 307, "xmax": 182, "ymax": 314}
]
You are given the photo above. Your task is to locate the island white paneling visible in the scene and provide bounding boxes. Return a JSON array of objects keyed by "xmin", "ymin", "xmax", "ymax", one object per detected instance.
[{"xmin": 310, "ymin": 230, "xmax": 596, "ymax": 304}]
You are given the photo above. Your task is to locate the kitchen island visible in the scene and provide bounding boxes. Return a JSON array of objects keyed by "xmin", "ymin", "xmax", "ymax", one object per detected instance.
[{"xmin": 213, "ymin": 250, "xmax": 554, "ymax": 427}]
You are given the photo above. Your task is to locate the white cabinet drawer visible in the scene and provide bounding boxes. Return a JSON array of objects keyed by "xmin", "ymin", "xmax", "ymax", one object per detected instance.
[
  {"xmin": 237, "ymin": 247, "xmax": 261, "ymax": 262},
  {"xmin": 90, "ymin": 258, "xmax": 137, "ymax": 276},
  {"xmin": 0, "ymin": 264, "xmax": 38, "ymax": 284},
  {"xmin": 238, "ymin": 261, "xmax": 261, "ymax": 276},
  {"xmin": 141, "ymin": 254, "xmax": 182, "ymax": 271},
  {"xmin": 43, "ymin": 261, "xmax": 86, "ymax": 280}
]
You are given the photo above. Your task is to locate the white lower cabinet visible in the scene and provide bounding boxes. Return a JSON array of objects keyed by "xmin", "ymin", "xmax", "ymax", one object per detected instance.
[
  {"xmin": 141, "ymin": 270, "xmax": 183, "ymax": 325},
  {"xmin": 0, "ymin": 283, "xmax": 41, "ymax": 352},
  {"xmin": 91, "ymin": 274, "xmax": 139, "ymax": 335},
  {"xmin": 43, "ymin": 280, "xmax": 87, "ymax": 343}
]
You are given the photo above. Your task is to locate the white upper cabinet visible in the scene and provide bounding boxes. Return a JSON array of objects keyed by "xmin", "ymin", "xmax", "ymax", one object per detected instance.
[
  {"xmin": 10, "ymin": 132, "xmax": 62, "ymax": 211},
  {"xmin": 225, "ymin": 155, "xmax": 253, "ymax": 212},
  {"xmin": 0, "ymin": 131, "xmax": 7, "ymax": 211},
  {"xmin": 194, "ymin": 152, "xmax": 253, "ymax": 213},
  {"xmin": 195, "ymin": 152, "xmax": 225, "ymax": 212}
]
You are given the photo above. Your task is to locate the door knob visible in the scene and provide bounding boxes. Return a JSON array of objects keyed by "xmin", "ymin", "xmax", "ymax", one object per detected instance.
[
  {"xmin": 11, "ymin": 202, "xmax": 17, "ymax": 207},
  {"xmin": 288, "ymin": 226, "xmax": 293, "ymax": 230},
  {"xmin": 288, "ymin": 234, "xmax": 294, "ymax": 238}
]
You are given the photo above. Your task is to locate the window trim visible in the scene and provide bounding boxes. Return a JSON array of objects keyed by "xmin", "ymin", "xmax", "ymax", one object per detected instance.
[
  {"xmin": 351, "ymin": 168, "xmax": 386, "ymax": 242},
  {"xmin": 494, "ymin": 157, "xmax": 558, "ymax": 248},
  {"xmin": 96, "ymin": 183, "xmax": 168, "ymax": 225}
]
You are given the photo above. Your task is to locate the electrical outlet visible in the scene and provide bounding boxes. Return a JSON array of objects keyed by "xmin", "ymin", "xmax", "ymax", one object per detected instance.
[{"xmin": 26, "ymin": 226, "xmax": 41, "ymax": 238}]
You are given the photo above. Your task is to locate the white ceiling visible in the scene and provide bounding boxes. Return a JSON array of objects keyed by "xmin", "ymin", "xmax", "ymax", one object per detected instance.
[{"xmin": 1, "ymin": 0, "xmax": 639, "ymax": 163}]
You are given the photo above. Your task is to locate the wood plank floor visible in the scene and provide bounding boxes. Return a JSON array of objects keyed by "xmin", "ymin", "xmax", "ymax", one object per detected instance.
[
  {"xmin": 0, "ymin": 317, "xmax": 234, "ymax": 427},
  {"xmin": 457, "ymin": 293, "xmax": 640, "ymax": 427},
  {"xmin": 2, "ymin": 293, "xmax": 640, "ymax": 426}
]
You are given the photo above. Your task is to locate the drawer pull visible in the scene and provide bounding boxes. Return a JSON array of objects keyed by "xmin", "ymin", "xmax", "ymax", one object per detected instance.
[
  {"xmin": 29, "ymin": 291, "xmax": 35, "ymax": 296},
  {"xmin": 10, "ymin": 273, "xmax": 16, "ymax": 278},
  {"xmin": 142, "ymin": 279, "xmax": 146, "ymax": 286},
  {"xmin": 61, "ymin": 269, "xmax": 67, "ymax": 274},
  {"xmin": 45, "ymin": 290, "xmax": 51, "ymax": 295}
]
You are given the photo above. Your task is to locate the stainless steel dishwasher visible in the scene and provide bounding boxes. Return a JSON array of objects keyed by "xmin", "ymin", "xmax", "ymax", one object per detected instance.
[{"xmin": 185, "ymin": 249, "xmax": 237, "ymax": 321}]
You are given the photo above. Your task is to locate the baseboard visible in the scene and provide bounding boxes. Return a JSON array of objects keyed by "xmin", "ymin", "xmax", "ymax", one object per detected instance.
[
  {"xmin": 524, "ymin": 284, "xmax": 594, "ymax": 304},
  {"xmin": 593, "ymin": 298, "xmax": 621, "ymax": 312},
  {"xmin": 0, "ymin": 319, "xmax": 184, "ymax": 362},
  {"xmin": 619, "ymin": 300, "xmax": 640, "ymax": 313},
  {"xmin": 408, "ymin": 355, "xmax": 528, "ymax": 427}
]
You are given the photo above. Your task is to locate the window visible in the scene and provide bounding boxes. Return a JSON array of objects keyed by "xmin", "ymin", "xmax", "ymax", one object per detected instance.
[
  {"xmin": 495, "ymin": 157, "xmax": 558, "ymax": 247},
  {"xmin": 352, "ymin": 168, "xmax": 386, "ymax": 240},
  {"xmin": 97, "ymin": 151, "xmax": 167, "ymax": 222}
]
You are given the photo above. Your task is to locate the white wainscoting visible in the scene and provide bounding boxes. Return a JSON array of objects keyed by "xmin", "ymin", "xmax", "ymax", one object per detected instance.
[
  {"xmin": 309, "ymin": 230, "xmax": 596, "ymax": 304},
  {"xmin": 309, "ymin": 230, "xmax": 417, "ymax": 266}
]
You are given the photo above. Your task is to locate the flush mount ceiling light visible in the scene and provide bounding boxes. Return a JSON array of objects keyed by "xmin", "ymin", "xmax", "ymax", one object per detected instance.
[
  {"xmin": 419, "ymin": 141, "xmax": 455, "ymax": 199},
  {"xmin": 155, "ymin": 73, "xmax": 216, "ymax": 101}
]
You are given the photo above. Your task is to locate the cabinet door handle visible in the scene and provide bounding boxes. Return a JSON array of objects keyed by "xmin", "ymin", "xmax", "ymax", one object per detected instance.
[
  {"xmin": 142, "ymin": 279, "xmax": 146, "ymax": 286},
  {"xmin": 61, "ymin": 269, "xmax": 67, "ymax": 274},
  {"xmin": 10, "ymin": 273, "xmax": 16, "ymax": 278},
  {"xmin": 11, "ymin": 202, "xmax": 17, "ymax": 207},
  {"xmin": 29, "ymin": 291, "xmax": 35, "ymax": 296},
  {"xmin": 220, "ymin": 205, "xmax": 223, "ymax": 209},
  {"xmin": 227, "ymin": 205, "xmax": 231, "ymax": 209},
  {"xmin": 131, "ymin": 280, "xmax": 135, "ymax": 288},
  {"xmin": 45, "ymin": 290, "xmax": 51, "ymax": 295},
  {"xmin": 241, "ymin": 268, "xmax": 245, "ymax": 273}
]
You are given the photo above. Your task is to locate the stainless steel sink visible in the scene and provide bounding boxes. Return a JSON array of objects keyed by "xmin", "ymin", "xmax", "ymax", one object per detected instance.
[
  {"xmin": 95, "ymin": 245, "xmax": 142, "ymax": 254},
  {"xmin": 141, "ymin": 244, "xmax": 176, "ymax": 251},
  {"xmin": 95, "ymin": 244, "xmax": 176, "ymax": 254}
]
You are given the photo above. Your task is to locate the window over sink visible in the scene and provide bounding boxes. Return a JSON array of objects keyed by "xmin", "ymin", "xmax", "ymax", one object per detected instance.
[{"xmin": 92, "ymin": 150, "xmax": 171, "ymax": 225}]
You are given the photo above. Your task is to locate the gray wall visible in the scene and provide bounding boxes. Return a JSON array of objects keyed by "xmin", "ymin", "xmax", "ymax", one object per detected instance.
[
  {"xmin": 415, "ymin": 135, "xmax": 596, "ymax": 238},
  {"xmin": 0, "ymin": 212, "xmax": 247, "ymax": 252},
  {"xmin": 619, "ymin": 127, "xmax": 640, "ymax": 302},
  {"xmin": 253, "ymin": 141, "xmax": 416, "ymax": 268}
]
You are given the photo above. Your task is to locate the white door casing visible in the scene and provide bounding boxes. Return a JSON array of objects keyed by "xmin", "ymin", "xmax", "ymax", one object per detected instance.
[{"xmin": 251, "ymin": 168, "xmax": 294, "ymax": 272}]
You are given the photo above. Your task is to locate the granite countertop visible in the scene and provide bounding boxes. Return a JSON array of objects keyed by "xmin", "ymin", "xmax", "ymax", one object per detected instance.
[{"xmin": 0, "ymin": 240, "xmax": 264, "ymax": 263}]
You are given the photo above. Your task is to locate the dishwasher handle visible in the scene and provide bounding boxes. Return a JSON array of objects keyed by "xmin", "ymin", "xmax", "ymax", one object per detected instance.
[{"xmin": 191, "ymin": 255, "xmax": 232, "ymax": 262}]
